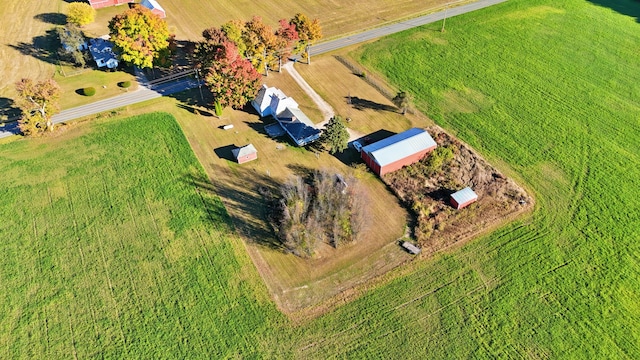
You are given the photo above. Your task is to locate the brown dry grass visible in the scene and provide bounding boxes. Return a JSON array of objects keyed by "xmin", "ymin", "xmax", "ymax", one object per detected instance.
[
  {"xmin": 0, "ymin": 1, "xmax": 61, "ymax": 98},
  {"xmin": 1, "ymin": 0, "xmax": 455, "ymax": 100}
]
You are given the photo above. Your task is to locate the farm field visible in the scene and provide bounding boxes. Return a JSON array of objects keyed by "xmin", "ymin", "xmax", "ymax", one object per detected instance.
[
  {"xmin": 0, "ymin": 113, "xmax": 289, "ymax": 358},
  {"xmin": 1, "ymin": 0, "xmax": 640, "ymax": 359},
  {"xmin": 347, "ymin": 0, "xmax": 640, "ymax": 357}
]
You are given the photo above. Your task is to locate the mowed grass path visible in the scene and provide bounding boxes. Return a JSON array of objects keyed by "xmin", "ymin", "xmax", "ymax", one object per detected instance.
[
  {"xmin": 0, "ymin": 114, "xmax": 286, "ymax": 358},
  {"xmin": 341, "ymin": 0, "xmax": 638, "ymax": 356}
]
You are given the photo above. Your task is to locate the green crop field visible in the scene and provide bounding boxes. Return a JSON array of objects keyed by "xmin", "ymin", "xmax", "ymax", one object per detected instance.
[
  {"xmin": 0, "ymin": 114, "xmax": 288, "ymax": 358},
  {"xmin": 2, "ymin": 0, "xmax": 640, "ymax": 358},
  {"xmin": 349, "ymin": 0, "xmax": 640, "ymax": 356}
]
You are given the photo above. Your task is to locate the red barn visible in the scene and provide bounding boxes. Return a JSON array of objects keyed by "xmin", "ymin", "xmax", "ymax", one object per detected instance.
[
  {"xmin": 232, "ymin": 144, "xmax": 258, "ymax": 164},
  {"xmin": 361, "ymin": 128, "xmax": 437, "ymax": 176},
  {"xmin": 450, "ymin": 187, "xmax": 478, "ymax": 209},
  {"xmin": 88, "ymin": 0, "xmax": 133, "ymax": 9}
]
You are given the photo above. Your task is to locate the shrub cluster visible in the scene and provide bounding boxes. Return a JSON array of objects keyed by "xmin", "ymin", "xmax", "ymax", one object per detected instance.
[
  {"xmin": 83, "ymin": 87, "xmax": 96, "ymax": 96},
  {"xmin": 118, "ymin": 81, "xmax": 131, "ymax": 88},
  {"xmin": 268, "ymin": 170, "xmax": 368, "ymax": 257}
]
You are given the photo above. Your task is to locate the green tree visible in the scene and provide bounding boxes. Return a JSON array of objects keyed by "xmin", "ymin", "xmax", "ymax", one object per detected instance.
[
  {"xmin": 108, "ymin": 6, "xmax": 170, "ymax": 69},
  {"xmin": 15, "ymin": 78, "xmax": 62, "ymax": 135},
  {"xmin": 57, "ymin": 24, "xmax": 86, "ymax": 67},
  {"xmin": 204, "ymin": 42, "xmax": 262, "ymax": 110},
  {"xmin": 321, "ymin": 116, "xmax": 350, "ymax": 154},
  {"xmin": 393, "ymin": 90, "xmax": 411, "ymax": 115},
  {"xmin": 66, "ymin": 2, "xmax": 96, "ymax": 27},
  {"xmin": 220, "ymin": 20, "xmax": 246, "ymax": 56}
]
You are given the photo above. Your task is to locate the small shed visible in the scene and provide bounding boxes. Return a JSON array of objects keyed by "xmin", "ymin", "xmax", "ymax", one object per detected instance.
[
  {"xmin": 231, "ymin": 144, "xmax": 258, "ymax": 164},
  {"xmin": 450, "ymin": 187, "xmax": 478, "ymax": 209},
  {"xmin": 140, "ymin": 0, "xmax": 166, "ymax": 18},
  {"xmin": 402, "ymin": 241, "xmax": 421, "ymax": 255}
]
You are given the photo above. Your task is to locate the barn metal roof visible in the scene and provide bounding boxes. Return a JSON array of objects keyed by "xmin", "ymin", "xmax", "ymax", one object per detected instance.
[
  {"xmin": 141, "ymin": 0, "xmax": 165, "ymax": 13},
  {"xmin": 362, "ymin": 128, "xmax": 437, "ymax": 167},
  {"xmin": 451, "ymin": 187, "xmax": 478, "ymax": 205},
  {"xmin": 232, "ymin": 144, "xmax": 257, "ymax": 159}
]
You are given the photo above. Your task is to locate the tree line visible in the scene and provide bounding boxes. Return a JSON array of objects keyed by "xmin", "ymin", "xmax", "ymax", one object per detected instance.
[{"xmin": 15, "ymin": 5, "xmax": 323, "ymax": 136}]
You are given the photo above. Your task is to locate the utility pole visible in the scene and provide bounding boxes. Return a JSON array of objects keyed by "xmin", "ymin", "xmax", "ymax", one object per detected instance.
[
  {"xmin": 441, "ymin": 5, "xmax": 448, "ymax": 33},
  {"xmin": 194, "ymin": 68, "xmax": 204, "ymax": 102},
  {"xmin": 263, "ymin": 48, "xmax": 268, "ymax": 76},
  {"xmin": 306, "ymin": 44, "xmax": 311, "ymax": 65}
]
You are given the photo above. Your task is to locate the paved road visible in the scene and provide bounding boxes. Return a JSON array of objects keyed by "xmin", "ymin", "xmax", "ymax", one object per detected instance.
[
  {"xmin": 0, "ymin": 0, "xmax": 507, "ymax": 139},
  {"xmin": 310, "ymin": 0, "xmax": 507, "ymax": 56}
]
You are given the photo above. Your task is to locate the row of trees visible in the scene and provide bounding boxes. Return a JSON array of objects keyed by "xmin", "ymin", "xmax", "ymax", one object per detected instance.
[
  {"xmin": 269, "ymin": 171, "xmax": 368, "ymax": 257},
  {"xmin": 193, "ymin": 14, "xmax": 322, "ymax": 111}
]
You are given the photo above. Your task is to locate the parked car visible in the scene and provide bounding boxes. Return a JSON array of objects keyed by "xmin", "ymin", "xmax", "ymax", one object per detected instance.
[{"xmin": 351, "ymin": 140, "xmax": 363, "ymax": 153}]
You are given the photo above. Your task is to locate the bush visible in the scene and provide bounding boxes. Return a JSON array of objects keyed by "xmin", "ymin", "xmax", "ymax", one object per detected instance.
[
  {"xmin": 118, "ymin": 81, "xmax": 131, "ymax": 88},
  {"xmin": 214, "ymin": 100, "xmax": 223, "ymax": 116},
  {"xmin": 83, "ymin": 87, "xmax": 96, "ymax": 96}
]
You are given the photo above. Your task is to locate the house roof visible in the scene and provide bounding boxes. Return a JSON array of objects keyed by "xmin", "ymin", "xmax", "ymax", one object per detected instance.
[
  {"xmin": 89, "ymin": 38, "xmax": 118, "ymax": 67},
  {"xmin": 451, "ymin": 187, "xmax": 478, "ymax": 205},
  {"xmin": 362, "ymin": 128, "xmax": 437, "ymax": 167},
  {"xmin": 141, "ymin": 0, "xmax": 165, "ymax": 13},
  {"xmin": 231, "ymin": 144, "xmax": 257, "ymax": 159},
  {"xmin": 269, "ymin": 94, "xmax": 298, "ymax": 116},
  {"xmin": 253, "ymin": 85, "xmax": 287, "ymax": 115},
  {"xmin": 277, "ymin": 108, "xmax": 321, "ymax": 145}
]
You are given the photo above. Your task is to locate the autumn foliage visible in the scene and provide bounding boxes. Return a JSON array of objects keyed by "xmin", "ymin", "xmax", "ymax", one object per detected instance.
[
  {"xmin": 108, "ymin": 6, "xmax": 170, "ymax": 69},
  {"xmin": 14, "ymin": 78, "xmax": 62, "ymax": 136},
  {"xmin": 204, "ymin": 42, "xmax": 262, "ymax": 110}
]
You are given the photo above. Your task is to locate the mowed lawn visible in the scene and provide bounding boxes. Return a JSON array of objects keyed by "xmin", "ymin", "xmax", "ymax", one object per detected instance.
[{"xmin": 0, "ymin": 114, "xmax": 285, "ymax": 358}]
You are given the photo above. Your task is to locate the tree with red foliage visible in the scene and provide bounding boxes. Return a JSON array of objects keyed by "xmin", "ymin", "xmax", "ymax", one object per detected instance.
[
  {"xmin": 204, "ymin": 42, "xmax": 262, "ymax": 112},
  {"xmin": 274, "ymin": 19, "xmax": 299, "ymax": 61}
]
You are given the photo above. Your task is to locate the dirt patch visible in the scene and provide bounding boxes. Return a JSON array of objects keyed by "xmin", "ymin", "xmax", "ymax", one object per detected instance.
[{"xmin": 384, "ymin": 126, "xmax": 533, "ymax": 254}]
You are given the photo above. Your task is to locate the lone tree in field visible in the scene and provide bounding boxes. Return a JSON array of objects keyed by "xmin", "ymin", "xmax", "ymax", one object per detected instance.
[
  {"xmin": 57, "ymin": 24, "xmax": 86, "ymax": 67},
  {"xmin": 14, "ymin": 78, "xmax": 62, "ymax": 136},
  {"xmin": 108, "ymin": 6, "xmax": 170, "ymax": 69},
  {"xmin": 393, "ymin": 90, "xmax": 411, "ymax": 115},
  {"xmin": 204, "ymin": 42, "xmax": 262, "ymax": 112},
  {"xmin": 66, "ymin": 2, "xmax": 96, "ymax": 27},
  {"xmin": 321, "ymin": 115, "xmax": 350, "ymax": 154}
]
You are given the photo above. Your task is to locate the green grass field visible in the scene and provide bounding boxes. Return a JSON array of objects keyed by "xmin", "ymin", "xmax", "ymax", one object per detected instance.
[
  {"xmin": 2, "ymin": 0, "xmax": 640, "ymax": 358},
  {"xmin": 346, "ymin": 0, "xmax": 640, "ymax": 356},
  {"xmin": 0, "ymin": 114, "xmax": 287, "ymax": 358}
]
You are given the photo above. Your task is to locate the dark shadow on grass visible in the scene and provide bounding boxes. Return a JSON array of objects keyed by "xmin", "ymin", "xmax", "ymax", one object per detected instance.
[
  {"xmin": 332, "ymin": 148, "xmax": 363, "ymax": 167},
  {"xmin": 185, "ymin": 167, "xmax": 286, "ymax": 251},
  {"xmin": 9, "ymin": 29, "xmax": 60, "ymax": 66},
  {"xmin": 176, "ymin": 104, "xmax": 214, "ymax": 117},
  {"xmin": 0, "ymin": 98, "xmax": 23, "ymax": 122},
  {"xmin": 168, "ymin": 87, "xmax": 214, "ymax": 113},
  {"xmin": 34, "ymin": 13, "xmax": 67, "ymax": 25},
  {"xmin": 213, "ymin": 144, "xmax": 237, "ymax": 161},
  {"xmin": 586, "ymin": 0, "xmax": 640, "ymax": 22},
  {"xmin": 347, "ymin": 96, "xmax": 397, "ymax": 112},
  {"xmin": 286, "ymin": 163, "xmax": 315, "ymax": 178}
]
